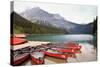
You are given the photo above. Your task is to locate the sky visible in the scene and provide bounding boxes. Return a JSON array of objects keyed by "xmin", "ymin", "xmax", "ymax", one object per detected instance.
[{"xmin": 14, "ymin": 1, "xmax": 97, "ymax": 24}]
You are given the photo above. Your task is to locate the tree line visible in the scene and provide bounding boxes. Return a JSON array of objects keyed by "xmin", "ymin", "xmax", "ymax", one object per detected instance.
[{"xmin": 11, "ymin": 12, "xmax": 67, "ymax": 34}]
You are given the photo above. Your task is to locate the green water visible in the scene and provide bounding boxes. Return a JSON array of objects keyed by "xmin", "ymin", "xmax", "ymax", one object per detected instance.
[{"xmin": 26, "ymin": 34, "xmax": 93, "ymax": 42}]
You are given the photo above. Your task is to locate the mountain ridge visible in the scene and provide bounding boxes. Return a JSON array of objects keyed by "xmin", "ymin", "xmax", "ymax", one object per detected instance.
[
  {"xmin": 19, "ymin": 7, "xmax": 94, "ymax": 34},
  {"xmin": 20, "ymin": 7, "xmax": 80, "ymax": 30},
  {"xmin": 12, "ymin": 12, "xmax": 67, "ymax": 34}
]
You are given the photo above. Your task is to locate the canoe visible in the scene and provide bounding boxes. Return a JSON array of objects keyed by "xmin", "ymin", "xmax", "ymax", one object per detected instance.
[
  {"xmin": 44, "ymin": 49, "xmax": 68, "ymax": 59},
  {"xmin": 11, "ymin": 37, "xmax": 27, "ymax": 45},
  {"xmin": 30, "ymin": 52, "xmax": 45, "ymax": 64},
  {"xmin": 11, "ymin": 49, "xmax": 29, "ymax": 66},
  {"xmin": 64, "ymin": 42, "xmax": 82, "ymax": 50},
  {"xmin": 51, "ymin": 48, "xmax": 75, "ymax": 53}
]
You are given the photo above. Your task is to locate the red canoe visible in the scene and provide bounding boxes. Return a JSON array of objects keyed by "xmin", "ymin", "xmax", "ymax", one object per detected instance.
[
  {"xmin": 30, "ymin": 52, "xmax": 45, "ymax": 64},
  {"xmin": 12, "ymin": 53, "xmax": 29, "ymax": 66},
  {"xmin": 11, "ymin": 37, "xmax": 27, "ymax": 45}
]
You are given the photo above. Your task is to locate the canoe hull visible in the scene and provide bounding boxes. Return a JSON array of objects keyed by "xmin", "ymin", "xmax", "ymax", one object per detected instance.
[{"xmin": 11, "ymin": 53, "xmax": 29, "ymax": 66}]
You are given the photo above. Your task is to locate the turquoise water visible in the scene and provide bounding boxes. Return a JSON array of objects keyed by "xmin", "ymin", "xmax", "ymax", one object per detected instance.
[{"xmin": 26, "ymin": 34, "xmax": 93, "ymax": 42}]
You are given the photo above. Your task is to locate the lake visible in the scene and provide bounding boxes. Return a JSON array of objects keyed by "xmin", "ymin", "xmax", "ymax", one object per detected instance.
[{"xmin": 26, "ymin": 34, "xmax": 93, "ymax": 42}]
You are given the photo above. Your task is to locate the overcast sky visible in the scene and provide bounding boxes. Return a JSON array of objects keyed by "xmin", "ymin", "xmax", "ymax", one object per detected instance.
[{"xmin": 14, "ymin": 1, "xmax": 97, "ymax": 24}]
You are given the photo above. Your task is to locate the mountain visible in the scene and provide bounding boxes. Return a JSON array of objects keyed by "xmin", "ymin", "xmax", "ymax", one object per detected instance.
[
  {"xmin": 70, "ymin": 23, "xmax": 93, "ymax": 34},
  {"xmin": 20, "ymin": 7, "xmax": 94, "ymax": 34},
  {"xmin": 20, "ymin": 7, "xmax": 79, "ymax": 30},
  {"xmin": 11, "ymin": 12, "xmax": 67, "ymax": 34}
]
